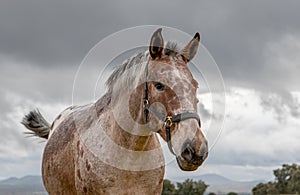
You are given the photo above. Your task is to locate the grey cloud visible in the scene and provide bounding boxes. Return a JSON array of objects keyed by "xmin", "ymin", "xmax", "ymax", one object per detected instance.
[
  {"xmin": 198, "ymin": 101, "xmax": 224, "ymax": 121},
  {"xmin": 0, "ymin": 89, "xmax": 12, "ymax": 114},
  {"xmin": 202, "ymin": 88, "xmax": 300, "ymax": 167},
  {"xmin": 260, "ymin": 91, "xmax": 300, "ymax": 122},
  {"xmin": 198, "ymin": 102, "xmax": 211, "ymax": 119},
  {"xmin": 0, "ymin": 93, "xmax": 43, "ymax": 157},
  {"xmin": 0, "ymin": 62, "xmax": 75, "ymax": 103}
]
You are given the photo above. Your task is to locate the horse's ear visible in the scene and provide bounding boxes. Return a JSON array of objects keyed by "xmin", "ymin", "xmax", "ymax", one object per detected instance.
[
  {"xmin": 149, "ymin": 28, "xmax": 164, "ymax": 59},
  {"xmin": 181, "ymin": 32, "xmax": 200, "ymax": 62}
]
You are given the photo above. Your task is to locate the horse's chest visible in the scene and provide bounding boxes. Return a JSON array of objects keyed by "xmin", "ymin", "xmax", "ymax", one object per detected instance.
[
  {"xmin": 76, "ymin": 159, "xmax": 164, "ymax": 194},
  {"xmin": 75, "ymin": 140, "xmax": 164, "ymax": 194}
]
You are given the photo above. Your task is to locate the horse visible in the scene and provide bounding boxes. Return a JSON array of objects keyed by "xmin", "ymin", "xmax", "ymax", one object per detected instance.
[{"xmin": 22, "ymin": 28, "xmax": 208, "ymax": 195}]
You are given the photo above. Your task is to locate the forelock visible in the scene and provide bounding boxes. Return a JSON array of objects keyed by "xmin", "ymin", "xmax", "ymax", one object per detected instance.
[{"xmin": 164, "ymin": 41, "xmax": 183, "ymax": 57}]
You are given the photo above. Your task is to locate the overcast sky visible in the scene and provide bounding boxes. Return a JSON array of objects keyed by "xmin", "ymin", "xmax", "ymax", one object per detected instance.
[{"xmin": 0, "ymin": 0, "xmax": 300, "ymax": 183}]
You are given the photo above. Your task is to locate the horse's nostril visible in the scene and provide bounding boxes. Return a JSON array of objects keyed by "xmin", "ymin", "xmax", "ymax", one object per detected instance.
[
  {"xmin": 181, "ymin": 146, "xmax": 193, "ymax": 161},
  {"xmin": 194, "ymin": 151, "xmax": 208, "ymax": 163},
  {"xmin": 192, "ymin": 155, "xmax": 203, "ymax": 165}
]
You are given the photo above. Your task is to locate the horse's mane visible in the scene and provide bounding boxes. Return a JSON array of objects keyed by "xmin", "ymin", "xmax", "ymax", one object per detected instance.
[
  {"xmin": 105, "ymin": 51, "xmax": 149, "ymax": 95},
  {"xmin": 105, "ymin": 41, "xmax": 182, "ymax": 95}
]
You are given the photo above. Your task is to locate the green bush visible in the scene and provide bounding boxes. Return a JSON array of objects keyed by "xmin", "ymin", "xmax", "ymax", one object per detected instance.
[
  {"xmin": 253, "ymin": 163, "xmax": 300, "ymax": 195},
  {"xmin": 162, "ymin": 179, "xmax": 208, "ymax": 195}
]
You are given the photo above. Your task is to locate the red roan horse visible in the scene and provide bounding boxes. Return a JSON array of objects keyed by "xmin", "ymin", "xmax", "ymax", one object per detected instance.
[{"xmin": 22, "ymin": 28, "xmax": 208, "ymax": 195}]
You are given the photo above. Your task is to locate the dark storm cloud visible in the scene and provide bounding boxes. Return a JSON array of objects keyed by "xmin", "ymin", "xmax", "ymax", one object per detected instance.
[
  {"xmin": 1, "ymin": 0, "xmax": 300, "ymax": 94},
  {"xmin": 0, "ymin": 0, "xmax": 203, "ymax": 67},
  {"xmin": 0, "ymin": 0, "xmax": 115, "ymax": 66},
  {"xmin": 198, "ymin": 1, "xmax": 300, "ymax": 93}
]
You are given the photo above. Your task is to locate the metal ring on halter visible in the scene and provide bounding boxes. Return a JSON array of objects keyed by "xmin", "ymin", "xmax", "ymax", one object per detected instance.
[
  {"xmin": 164, "ymin": 116, "xmax": 173, "ymax": 127},
  {"xmin": 144, "ymin": 99, "xmax": 149, "ymax": 107}
]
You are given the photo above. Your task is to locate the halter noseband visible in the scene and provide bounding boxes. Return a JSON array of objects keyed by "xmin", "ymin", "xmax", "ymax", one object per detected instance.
[{"xmin": 143, "ymin": 61, "xmax": 201, "ymax": 156}]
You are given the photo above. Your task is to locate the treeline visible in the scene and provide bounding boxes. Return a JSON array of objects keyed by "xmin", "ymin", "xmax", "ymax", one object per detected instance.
[
  {"xmin": 162, "ymin": 179, "xmax": 208, "ymax": 195},
  {"xmin": 162, "ymin": 179, "xmax": 238, "ymax": 195},
  {"xmin": 162, "ymin": 164, "xmax": 300, "ymax": 195},
  {"xmin": 252, "ymin": 163, "xmax": 300, "ymax": 195}
]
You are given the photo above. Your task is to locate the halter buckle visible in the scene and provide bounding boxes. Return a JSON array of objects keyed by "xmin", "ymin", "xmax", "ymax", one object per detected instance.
[
  {"xmin": 144, "ymin": 99, "xmax": 149, "ymax": 107},
  {"xmin": 165, "ymin": 116, "xmax": 173, "ymax": 127}
]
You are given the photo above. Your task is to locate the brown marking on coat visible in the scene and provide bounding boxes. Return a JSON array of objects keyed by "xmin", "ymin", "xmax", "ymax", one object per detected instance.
[
  {"xmin": 86, "ymin": 159, "xmax": 91, "ymax": 171},
  {"xmin": 77, "ymin": 140, "xmax": 80, "ymax": 152},
  {"xmin": 80, "ymin": 148, "xmax": 84, "ymax": 158},
  {"xmin": 83, "ymin": 186, "xmax": 87, "ymax": 193},
  {"xmin": 77, "ymin": 169, "xmax": 82, "ymax": 181},
  {"xmin": 76, "ymin": 139, "xmax": 85, "ymax": 158}
]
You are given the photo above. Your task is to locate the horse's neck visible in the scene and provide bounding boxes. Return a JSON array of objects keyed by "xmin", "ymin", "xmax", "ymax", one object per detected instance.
[
  {"xmin": 101, "ymin": 85, "xmax": 159, "ymax": 151},
  {"xmin": 108, "ymin": 114, "xmax": 159, "ymax": 151}
]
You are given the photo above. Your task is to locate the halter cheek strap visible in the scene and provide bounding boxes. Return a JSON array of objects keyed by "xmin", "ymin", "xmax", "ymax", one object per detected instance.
[
  {"xmin": 146, "ymin": 105, "xmax": 201, "ymax": 156},
  {"xmin": 143, "ymin": 61, "xmax": 201, "ymax": 156}
]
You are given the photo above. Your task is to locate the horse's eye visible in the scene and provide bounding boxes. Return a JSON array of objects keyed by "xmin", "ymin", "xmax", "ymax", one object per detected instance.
[{"xmin": 154, "ymin": 82, "xmax": 165, "ymax": 91}]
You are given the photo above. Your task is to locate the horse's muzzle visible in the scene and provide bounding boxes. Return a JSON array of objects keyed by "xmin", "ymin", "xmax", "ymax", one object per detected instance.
[{"xmin": 176, "ymin": 139, "xmax": 208, "ymax": 171}]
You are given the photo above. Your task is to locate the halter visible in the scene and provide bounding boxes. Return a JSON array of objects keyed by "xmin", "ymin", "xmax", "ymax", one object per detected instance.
[{"xmin": 143, "ymin": 60, "xmax": 201, "ymax": 156}]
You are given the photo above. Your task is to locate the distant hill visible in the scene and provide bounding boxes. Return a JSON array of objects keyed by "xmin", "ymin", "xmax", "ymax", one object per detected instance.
[
  {"xmin": 0, "ymin": 177, "xmax": 18, "ymax": 185},
  {"xmin": 0, "ymin": 175, "xmax": 46, "ymax": 195},
  {"xmin": 195, "ymin": 174, "xmax": 264, "ymax": 195},
  {"xmin": 0, "ymin": 175, "xmax": 43, "ymax": 185},
  {"xmin": 197, "ymin": 173, "xmax": 235, "ymax": 185}
]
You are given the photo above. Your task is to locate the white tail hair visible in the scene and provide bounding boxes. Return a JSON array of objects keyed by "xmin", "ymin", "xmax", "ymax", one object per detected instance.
[{"xmin": 21, "ymin": 109, "xmax": 50, "ymax": 139}]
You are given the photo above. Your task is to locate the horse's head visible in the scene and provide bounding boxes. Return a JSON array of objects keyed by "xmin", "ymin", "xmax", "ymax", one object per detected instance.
[{"xmin": 145, "ymin": 29, "xmax": 208, "ymax": 171}]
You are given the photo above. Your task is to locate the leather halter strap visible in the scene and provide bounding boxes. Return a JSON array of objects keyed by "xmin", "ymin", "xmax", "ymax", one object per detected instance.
[{"xmin": 143, "ymin": 61, "xmax": 201, "ymax": 156}]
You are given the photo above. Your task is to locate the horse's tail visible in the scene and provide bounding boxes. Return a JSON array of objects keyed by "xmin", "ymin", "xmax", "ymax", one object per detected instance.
[{"xmin": 21, "ymin": 109, "xmax": 51, "ymax": 139}]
